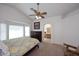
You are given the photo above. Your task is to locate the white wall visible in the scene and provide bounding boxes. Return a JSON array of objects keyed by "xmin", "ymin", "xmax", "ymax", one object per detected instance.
[
  {"xmin": 62, "ymin": 9, "xmax": 79, "ymax": 47},
  {"xmin": 0, "ymin": 4, "xmax": 31, "ymax": 26}
]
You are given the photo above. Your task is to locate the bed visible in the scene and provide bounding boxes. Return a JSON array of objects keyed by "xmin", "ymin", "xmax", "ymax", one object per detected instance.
[{"xmin": 3, "ymin": 37, "xmax": 40, "ymax": 56}]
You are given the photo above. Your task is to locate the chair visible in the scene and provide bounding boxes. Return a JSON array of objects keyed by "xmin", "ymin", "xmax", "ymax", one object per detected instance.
[{"xmin": 64, "ymin": 43, "xmax": 79, "ymax": 56}]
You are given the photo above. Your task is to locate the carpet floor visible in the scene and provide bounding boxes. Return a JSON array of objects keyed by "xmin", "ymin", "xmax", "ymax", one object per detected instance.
[{"xmin": 28, "ymin": 42, "xmax": 64, "ymax": 56}]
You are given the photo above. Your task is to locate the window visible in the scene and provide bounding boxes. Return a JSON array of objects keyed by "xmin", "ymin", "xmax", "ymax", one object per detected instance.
[
  {"xmin": 0, "ymin": 23, "xmax": 30, "ymax": 40},
  {"xmin": 25, "ymin": 26, "xmax": 30, "ymax": 37},
  {"xmin": 0, "ymin": 23, "xmax": 7, "ymax": 40},
  {"xmin": 9, "ymin": 25, "xmax": 23, "ymax": 39}
]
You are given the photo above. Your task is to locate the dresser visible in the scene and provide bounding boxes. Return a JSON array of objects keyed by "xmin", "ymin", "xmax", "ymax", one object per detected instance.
[{"xmin": 30, "ymin": 31, "xmax": 42, "ymax": 42}]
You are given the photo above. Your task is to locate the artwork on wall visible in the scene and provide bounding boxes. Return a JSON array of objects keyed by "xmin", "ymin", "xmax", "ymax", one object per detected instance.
[{"xmin": 34, "ymin": 22, "xmax": 40, "ymax": 29}]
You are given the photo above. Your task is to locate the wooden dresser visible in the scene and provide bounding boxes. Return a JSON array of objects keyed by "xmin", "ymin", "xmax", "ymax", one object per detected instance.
[{"xmin": 30, "ymin": 31, "xmax": 42, "ymax": 42}]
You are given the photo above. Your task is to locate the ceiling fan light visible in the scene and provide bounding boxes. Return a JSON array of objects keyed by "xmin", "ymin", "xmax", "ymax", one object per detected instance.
[
  {"xmin": 35, "ymin": 16, "xmax": 41, "ymax": 19},
  {"xmin": 39, "ymin": 16, "xmax": 42, "ymax": 19},
  {"xmin": 35, "ymin": 16, "xmax": 38, "ymax": 19}
]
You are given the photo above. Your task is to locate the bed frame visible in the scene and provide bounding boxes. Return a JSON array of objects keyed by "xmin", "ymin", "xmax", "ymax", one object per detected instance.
[{"xmin": 23, "ymin": 44, "xmax": 39, "ymax": 56}]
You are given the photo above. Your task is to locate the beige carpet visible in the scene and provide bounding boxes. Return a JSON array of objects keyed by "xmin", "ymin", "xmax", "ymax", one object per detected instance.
[{"xmin": 28, "ymin": 42, "xmax": 64, "ymax": 56}]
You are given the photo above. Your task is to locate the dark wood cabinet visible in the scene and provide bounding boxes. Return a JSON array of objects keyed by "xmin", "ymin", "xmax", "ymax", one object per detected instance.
[{"xmin": 30, "ymin": 31, "xmax": 42, "ymax": 42}]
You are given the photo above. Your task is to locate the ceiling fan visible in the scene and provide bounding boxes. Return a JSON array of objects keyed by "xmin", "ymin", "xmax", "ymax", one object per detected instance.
[{"xmin": 29, "ymin": 3, "xmax": 47, "ymax": 19}]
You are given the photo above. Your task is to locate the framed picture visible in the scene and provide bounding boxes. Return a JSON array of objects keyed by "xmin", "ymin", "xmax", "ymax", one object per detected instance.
[{"xmin": 34, "ymin": 22, "xmax": 40, "ymax": 29}]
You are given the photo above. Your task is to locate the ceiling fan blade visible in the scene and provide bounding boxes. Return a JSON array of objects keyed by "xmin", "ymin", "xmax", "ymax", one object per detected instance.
[
  {"xmin": 41, "ymin": 12, "xmax": 47, "ymax": 15},
  {"xmin": 29, "ymin": 14, "xmax": 36, "ymax": 16},
  {"xmin": 29, "ymin": 15, "xmax": 35, "ymax": 16},
  {"xmin": 30, "ymin": 8, "xmax": 37, "ymax": 13},
  {"xmin": 37, "ymin": 3, "xmax": 40, "ymax": 12},
  {"xmin": 40, "ymin": 15, "xmax": 45, "ymax": 18}
]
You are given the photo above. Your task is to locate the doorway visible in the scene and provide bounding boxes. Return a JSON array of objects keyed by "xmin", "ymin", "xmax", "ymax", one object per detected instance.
[{"xmin": 43, "ymin": 24, "xmax": 52, "ymax": 43}]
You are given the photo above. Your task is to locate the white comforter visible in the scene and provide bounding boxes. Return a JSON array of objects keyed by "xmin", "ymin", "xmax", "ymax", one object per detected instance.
[{"xmin": 3, "ymin": 37, "xmax": 39, "ymax": 56}]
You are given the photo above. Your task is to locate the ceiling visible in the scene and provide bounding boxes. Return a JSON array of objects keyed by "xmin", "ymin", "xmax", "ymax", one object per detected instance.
[{"xmin": 6, "ymin": 3, "xmax": 79, "ymax": 20}]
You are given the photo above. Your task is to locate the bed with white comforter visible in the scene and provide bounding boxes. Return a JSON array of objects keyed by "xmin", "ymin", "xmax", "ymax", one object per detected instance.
[{"xmin": 2, "ymin": 37, "xmax": 39, "ymax": 56}]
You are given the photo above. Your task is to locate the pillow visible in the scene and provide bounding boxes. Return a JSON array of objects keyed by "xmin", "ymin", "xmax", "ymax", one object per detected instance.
[{"xmin": 0, "ymin": 41, "xmax": 10, "ymax": 56}]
